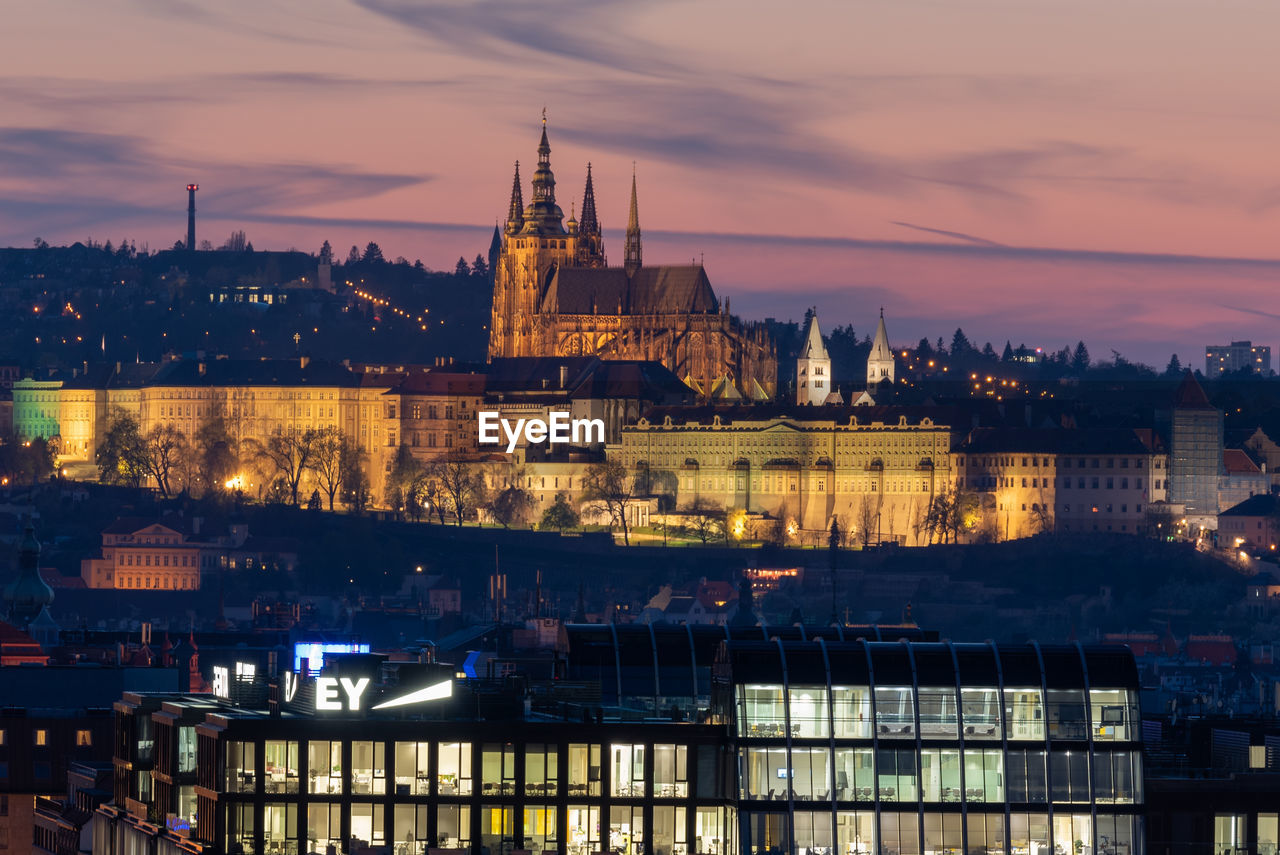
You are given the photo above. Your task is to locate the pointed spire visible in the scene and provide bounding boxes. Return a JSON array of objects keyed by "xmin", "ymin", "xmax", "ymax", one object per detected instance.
[
  {"xmin": 580, "ymin": 163, "xmax": 600, "ymax": 235},
  {"xmin": 532, "ymin": 115, "xmax": 555, "ymax": 202},
  {"xmin": 871, "ymin": 310, "xmax": 891, "ymax": 357},
  {"xmin": 867, "ymin": 307, "xmax": 895, "ymax": 386},
  {"xmin": 624, "ymin": 166, "xmax": 642, "ymax": 275},
  {"xmin": 505, "ymin": 161, "xmax": 524, "ymax": 234},
  {"xmin": 800, "ymin": 312, "xmax": 828, "ymax": 359},
  {"xmin": 526, "ymin": 115, "xmax": 565, "ymax": 232},
  {"xmin": 488, "ymin": 223, "xmax": 502, "ymax": 276}
]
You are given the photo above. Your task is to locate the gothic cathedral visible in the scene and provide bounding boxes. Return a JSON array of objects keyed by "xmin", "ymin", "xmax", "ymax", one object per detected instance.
[{"xmin": 488, "ymin": 121, "xmax": 777, "ymax": 401}]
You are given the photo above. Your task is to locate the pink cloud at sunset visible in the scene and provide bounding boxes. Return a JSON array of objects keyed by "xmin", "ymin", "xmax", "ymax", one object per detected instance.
[{"xmin": 0, "ymin": 0, "xmax": 1278, "ymax": 364}]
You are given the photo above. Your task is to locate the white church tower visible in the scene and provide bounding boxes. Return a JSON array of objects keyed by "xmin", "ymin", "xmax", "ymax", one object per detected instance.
[
  {"xmin": 796, "ymin": 311, "xmax": 832, "ymax": 406},
  {"xmin": 866, "ymin": 308, "xmax": 895, "ymax": 387}
]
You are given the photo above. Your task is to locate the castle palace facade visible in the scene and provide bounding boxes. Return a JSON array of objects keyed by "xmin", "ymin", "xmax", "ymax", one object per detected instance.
[{"xmin": 488, "ymin": 122, "xmax": 777, "ymax": 400}]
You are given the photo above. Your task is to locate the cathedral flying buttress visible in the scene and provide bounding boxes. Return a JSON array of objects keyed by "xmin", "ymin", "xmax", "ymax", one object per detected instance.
[{"xmin": 488, "ymin": 119, "xmax": 777, "ymax": 401}]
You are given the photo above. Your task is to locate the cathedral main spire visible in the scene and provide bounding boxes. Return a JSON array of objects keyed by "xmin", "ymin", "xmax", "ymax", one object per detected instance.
[
  {"xmin": 505, "ymin": 161, "xmax": 524, "ymax": 235},
  {"xmin": 624, "ymin": 168, "xmax": 642, "ymax": 276},
  {"xmin": 523, "ymin": 114, "xmax": 566, "ymax": 234}
]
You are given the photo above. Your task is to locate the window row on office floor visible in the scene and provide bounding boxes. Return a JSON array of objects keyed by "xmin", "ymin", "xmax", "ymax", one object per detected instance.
[
  {"xmin": 737, "ymin": 686, "xmax": 1139, "ymax": 742},
  {"xmin": 224, "ymin": 801, "xmax": 736, "ymax": 855},
  {"xmin": 1214, "ymin": 813, "xmax": 1280, "ymax": 855},
  {"xmin": 739, "ymin": 747, "xmax": 1142, "ymax": 805},
  {"xmin": 745, "ymin": 810, "xmax": 1141, "ymax": 855},
  {"xmin": 221, "ymin": 739, "xmax": 701, "ymax": 800}
]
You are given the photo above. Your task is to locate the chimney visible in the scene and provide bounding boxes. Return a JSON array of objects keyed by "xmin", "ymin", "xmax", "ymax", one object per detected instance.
[
  {"xmin": 197, "ymin": 362, "xmax": 206, "ymax": 376},
  {"xmin": 559, "ymin": 365, "xmax": 569, "ymax": 388},
  {"xmin": 114, "ymin": 361, "xmax": 121, "ymax": 374},
  {"xmin": 186, "ymin": 184, "xmax": 198, "ymax": 251},
  {"xmin": 300, "ymin": 356, "xmax": 310, "ymax": 370}
]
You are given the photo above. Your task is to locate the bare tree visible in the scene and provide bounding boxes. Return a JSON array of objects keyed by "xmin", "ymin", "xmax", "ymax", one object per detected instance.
[
  {"xmin": 194, "ymin": 407, "xmax": 238, "ymax": 495},
  {"xmin": 908, "ymin": 497, "xmax": 927, "ymax": 546},
  {"xmin": 248, "ymin": 428, "xmax": 318, "ymax": 506},
  {"xmin": 426, "ymin": 449, "xmax": 485, "ymax": 526},
  {"xmin": 306, "ymin": 426, "xmax": 347, "ymax": 511},
  {"xmin": 340, "ymin": 443, "xmax": 371, "ymax": 514},
  {"xmin": 581, "ymin": 459, "xmax": 636, "ymax": 545},
  {"xmin": 854, "ymin": 494, "xmax": 879, "ymax": 548},
  {"xmin": 682, "ymin": 496, "xmax": 724, "ymax": 545},
  {"xmin": 926, "ymin": 488, "xmax": 978, "ymax": 544},
  {"xmin": 490, "ymin": 485, "xmax": 534, "ymax": 528},
  {"xmin": 1031, "ymin": 497, "xmax": 1053, "ymax": 534},
  {"xmin": 487, "ymin": 461, "xmax": 533, "ymax": 528},
  {"xmin": 139, "ymin": 424, "xmax": 188, "ymax": 497}
]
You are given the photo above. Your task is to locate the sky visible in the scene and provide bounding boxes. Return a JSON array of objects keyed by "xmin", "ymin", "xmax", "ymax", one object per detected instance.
[{"xmin": 2, "ymin": 0, "xmax": 1279, "ymax": 366}]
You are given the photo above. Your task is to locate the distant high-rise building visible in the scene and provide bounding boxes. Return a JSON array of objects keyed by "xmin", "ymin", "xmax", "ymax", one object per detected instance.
[
  {"xmin": 866, "ymin": 308, "xmax": 895, "ymax": 387},
  {"xmin": 1168, "ymin": 371, "xmax": 1224, "ymax": 520},
  {"xmin": 796, "ymin": 311, "xmax": 832, "ymax": 406},
  {"xmin": 1205, "ymin": 340, "xmax": 1271, "ymax": 375}
]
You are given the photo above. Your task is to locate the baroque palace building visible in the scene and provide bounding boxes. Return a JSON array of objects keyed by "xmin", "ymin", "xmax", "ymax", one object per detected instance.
[
  {"xmin": 616, "ymin": 405, "xmax": 954, "ymax": 540},
  {"xmin": 14, "ymin": 358, "xmax": 400, "ymax": 500},
  {"xmin": 489, "ymin": 120, "xmax": 777, "ymax": 401}
]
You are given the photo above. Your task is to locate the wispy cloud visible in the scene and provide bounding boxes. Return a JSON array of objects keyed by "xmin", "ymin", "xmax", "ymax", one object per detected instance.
[
  {"xmin": 0, "ymin": 126, "xmax": 428, "ymax": 235},
  {"xmin": 890, "ymin": 221, "xmax": 1005, "ymax": 247},
  {"xmin": 351, "ymin": 0, "xmax": 689, "ymax": 78}
]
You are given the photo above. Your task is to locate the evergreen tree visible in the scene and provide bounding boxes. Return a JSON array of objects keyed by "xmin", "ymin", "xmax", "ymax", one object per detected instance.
[
  {"xmin": 981, "ymin": 342, "xmax": 997, "ymax": 361},
  {"xmin": 1165, "ymin": 353, "xmax": 1182, "ymax": 377},
  {"xmin": 455, "ymin": 257, "xmax": 470, "ymax": 277},
  {"xmin": 916, "ymin": 338, "xmax": 934, "ymax": 361},
  {"xmin": 346, "ymin": 245, "xmax": 361, "ymax": 265},
  {"xmin": 471, "ymin": 254, "xmax": 488, "ymax": 278},
  {"xmin": 319, "ymin": 240, "xmax": 333, "ymax": 264},
  {"xmin": 362, "ymin": 242, "xmax": 385, "ymax": 263},
  {"xmin": 1001, "ymin": 341, "xmax": 1014, "ymax": 362},
  {"xmin": 1071, "ymin": 341, "xmax": 1091, "ymax": 373},
  {"xmin": 951, "ymin": 328, "xmax": 972, "ymax": 358}
]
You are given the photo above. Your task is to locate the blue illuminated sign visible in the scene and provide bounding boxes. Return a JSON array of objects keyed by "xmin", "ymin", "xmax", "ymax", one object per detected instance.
[{"xmin": 293, "ymin": 642, "xmax": 370, "ymax": 674}]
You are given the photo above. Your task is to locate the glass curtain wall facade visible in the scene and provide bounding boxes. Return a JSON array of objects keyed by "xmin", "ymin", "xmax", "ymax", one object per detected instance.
[
  {"xmin": 190, "ymin": 722, "xmax": 734, "ymax": 855},
  {"xmin": 725, "ymin": 641, "xmax": 1143, "ymax": 855},
  {"xmin": 99, "ymin": 629, "xmax": 1142, "ymax": 855}
]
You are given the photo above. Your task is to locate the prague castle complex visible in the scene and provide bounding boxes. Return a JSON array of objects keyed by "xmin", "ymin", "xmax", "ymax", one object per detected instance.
[{"xmin": 489, "ymin": 121, "xmax": 777, "ymax": 400}]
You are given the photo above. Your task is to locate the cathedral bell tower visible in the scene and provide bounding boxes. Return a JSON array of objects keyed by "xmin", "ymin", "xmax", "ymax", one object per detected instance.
[{"xmin": 490, "ymin": 115, "xmax": 581, "ymax": 359}]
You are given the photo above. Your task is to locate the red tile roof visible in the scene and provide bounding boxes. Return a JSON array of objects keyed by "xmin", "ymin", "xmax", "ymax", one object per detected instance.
[{"xmin": 1223, "ymin": 448, "xmax": 1261, "ymax": 475}]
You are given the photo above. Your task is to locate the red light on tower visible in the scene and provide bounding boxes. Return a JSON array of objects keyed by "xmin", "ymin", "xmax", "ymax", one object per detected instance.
[{"xmin": 187, "ymin": 184, "xmax": 199, "ymax": 191}]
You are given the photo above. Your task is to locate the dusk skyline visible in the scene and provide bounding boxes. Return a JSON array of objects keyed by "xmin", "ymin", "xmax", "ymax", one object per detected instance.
[{"xmin": 3, "ymin": 0, "xmax": 1280, "ymax": 363}]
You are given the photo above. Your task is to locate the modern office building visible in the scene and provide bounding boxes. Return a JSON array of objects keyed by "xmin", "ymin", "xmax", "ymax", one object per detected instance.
[{"xmin": 92, "ymin": 627, "xmax": 1143, "ymax": 855}]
